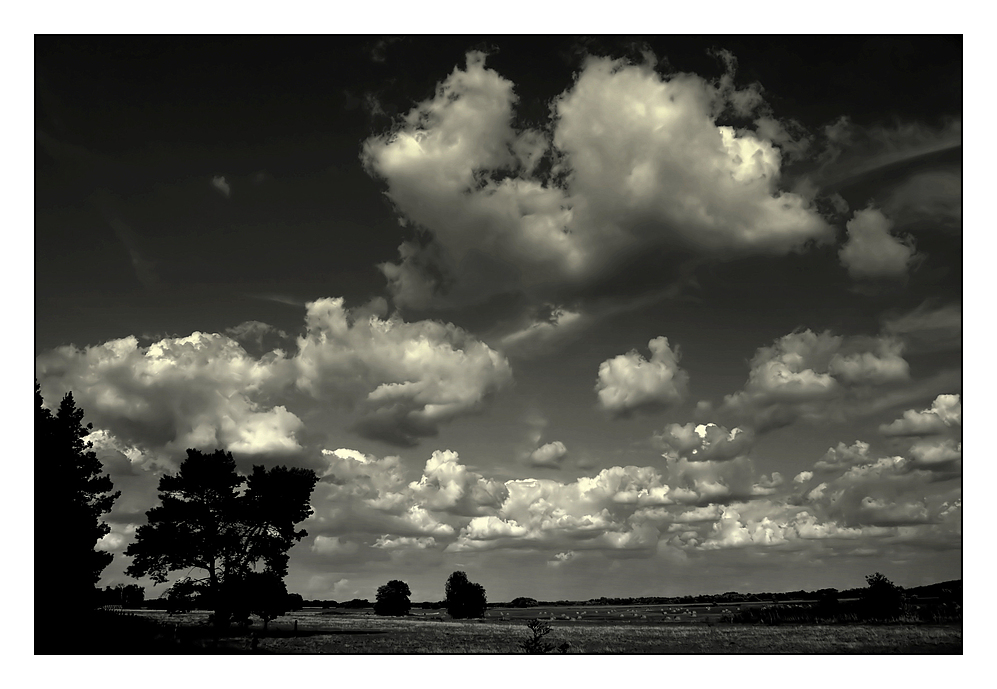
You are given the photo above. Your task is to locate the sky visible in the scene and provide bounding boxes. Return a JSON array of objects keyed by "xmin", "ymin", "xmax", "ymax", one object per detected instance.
[{"xmin": 34, "ymin": 34, "xmax": 965, "ymax": 605}]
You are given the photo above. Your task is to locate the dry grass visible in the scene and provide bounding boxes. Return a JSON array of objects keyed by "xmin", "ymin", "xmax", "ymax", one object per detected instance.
[{"xmin": 130, "ymin": 609, "xmax": 961, "ymax": 654}]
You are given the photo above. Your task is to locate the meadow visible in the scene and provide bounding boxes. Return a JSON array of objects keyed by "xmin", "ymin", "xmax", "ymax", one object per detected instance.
[{"xmin": 120, "ymin": 606, "xmax": 962, "ymax": 654}]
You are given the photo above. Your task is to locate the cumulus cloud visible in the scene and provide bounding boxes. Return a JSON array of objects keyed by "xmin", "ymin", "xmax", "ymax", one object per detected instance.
[
  {"xmin": 301, "ymin": 433, "xmax": 958, "ymax": 565},
  {"xmin": 312, "ymin": 536, "xmax": 361, "ymax": 556},
  {"xmin": 372, "ymin": 535, "xmax": 437, "ymax": 550},
  {"xmin": 37, "ymin": 296, "xmax": 514, "ymax": 454},
  {"xmin": 295, "ymin": 297, "xmax": 512, "ymax": 445},
  {"xmin": 827, "ymin": 336, "xmax": 910, "ymax": 385},
  {"xmin": 363, "ymin": 51, "xmax": 833, "ymax": 310},
  {"xmin": 596, "ymin": 337, "xmax": 688, "ymax": 416},
  {"xmin": 654, "ymin": 422, "xmax": 754, "ymax": 462},
  {"xmin": 406, "ymin": 450, "xmax": 508, "ymax": 516},
  {"xmin": 814, "ymin": 441, "xmax": 873, "ymax": 472},
  {"xmin": 36, "ymin": 332, "xmax": 302, "ymax": 462},
  {"xmin": 715, "ymin": 329, "xmax": 913, "ymax": 432},
  {"xmin": 528, "ymin": 441, "xmax": 568, "ymax": 468},
  {"xmin": 880, "ymin": 394, "xmax": 961, "ymax": 436},
  {"xmin": 838, "ymin": 207, "xmax": 919, "ymax": 281},
  {"xmin": 800, "ymin": 446, "xmax": 959, "ymax": 529},
  {"xmin": 907, "ymin": 438, "xmax": 961, "ymax": 469}
]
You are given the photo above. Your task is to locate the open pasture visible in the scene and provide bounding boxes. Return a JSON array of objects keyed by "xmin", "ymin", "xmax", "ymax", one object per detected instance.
[{"xmin": 125, "ymin": 607, "xmax": 961, "ymax": 654}]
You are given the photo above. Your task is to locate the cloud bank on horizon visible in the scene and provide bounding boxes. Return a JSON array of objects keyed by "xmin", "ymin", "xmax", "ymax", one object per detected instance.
[{"xmin": 35, "ymin": 39, "xmax": 961, "ymax": 601}]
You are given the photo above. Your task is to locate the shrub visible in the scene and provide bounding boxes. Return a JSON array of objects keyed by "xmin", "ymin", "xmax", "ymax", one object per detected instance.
[
  {"xmin": 520, "ymin": 618, "xmax": 569, "ymax": 653},
  {"xmin": 861, "ymin": 572, "xmax": 906, "ymax": 622}
]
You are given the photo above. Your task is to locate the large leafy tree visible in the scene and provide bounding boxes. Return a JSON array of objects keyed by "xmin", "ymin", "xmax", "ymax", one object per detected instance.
[
  {"xmin": 35, "ymin": 384, "xmax": 119, "ymax": 614},
  {"xmin": 374, "ymin": 579, "xmax": 412, "ymax": 616},
  {"xmin": 124, "ymin": 448, "xmax": 317, "ymax": 626},
  {"xmin": 445, "ymin": 570, "xmax": 487, "ymax": 619}
]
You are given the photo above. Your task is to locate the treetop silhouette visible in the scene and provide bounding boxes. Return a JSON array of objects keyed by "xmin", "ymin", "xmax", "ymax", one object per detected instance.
[{"xmin": 124, "ymin": 448, "xmax": 317, "ymax": 625}]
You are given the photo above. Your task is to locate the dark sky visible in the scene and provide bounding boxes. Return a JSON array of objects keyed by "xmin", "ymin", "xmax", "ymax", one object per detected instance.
[{"xmin": 35, "ymin": 34, "xmax": 963, "ymax": 603}]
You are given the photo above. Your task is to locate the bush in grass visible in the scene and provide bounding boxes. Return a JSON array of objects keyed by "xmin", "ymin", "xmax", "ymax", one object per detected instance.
[
  {"xmin": 520, "ymin": 618, "xmax": 570, "ymax": 654},
  {"xmin": 861, "ymin": 572, "xmax": 906, "ymax": 622}
]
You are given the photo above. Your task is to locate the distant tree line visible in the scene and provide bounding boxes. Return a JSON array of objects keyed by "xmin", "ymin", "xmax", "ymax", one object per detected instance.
[
  {"xmin": 97, "ymin": 583, "xmax": 145, "ymax": 608},
  {"xmin": 716, "ymin": 574, "xmax": 961, "ymax": 625}
]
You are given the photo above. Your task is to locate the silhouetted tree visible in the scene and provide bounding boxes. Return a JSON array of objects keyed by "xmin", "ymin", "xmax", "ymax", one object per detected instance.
[
  {"xmin": 35, "ymin": 384, "xmax": 119, "ymax": 620},
  {"xmin": 445, "ymin": 571, "xmax": 487, "ymax": 619},
  {"xmin": 862, "ymin": 572, "xmax": 906, "ymax": 621},
  {"xmin": 374, "ymin": 579, "xmax": 412, "ymax": 616},
  {"xmin": 124, "ymin": 448, "xmax": 317, "ymax": 627}
]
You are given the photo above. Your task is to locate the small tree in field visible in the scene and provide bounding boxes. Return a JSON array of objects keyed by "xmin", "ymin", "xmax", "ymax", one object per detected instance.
[
  {"xmin": 374, "ymin": 580, "xmax": 412, "ymax": 616},
  {"xmin": 240, "ymin": 571, "xmax": 290, "ymax": 630},
  {"xmin": 520, "ymin": 618, "xmax": 570, "ymax": 654},
  {"xmin": 445, "ymin": 571, "xmax": 487, "ymax": 619}
]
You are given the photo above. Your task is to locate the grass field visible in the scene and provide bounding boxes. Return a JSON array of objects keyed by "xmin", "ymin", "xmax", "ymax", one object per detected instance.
[{"xmin": 120, "ymin": 606, "xmax": 962, "ymax": 654}]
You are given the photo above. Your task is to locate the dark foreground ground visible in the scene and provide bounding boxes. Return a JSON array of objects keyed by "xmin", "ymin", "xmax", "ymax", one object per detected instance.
[{"xmin": 52, "ymin": 606, "xmax": 962, "ymax": 654}]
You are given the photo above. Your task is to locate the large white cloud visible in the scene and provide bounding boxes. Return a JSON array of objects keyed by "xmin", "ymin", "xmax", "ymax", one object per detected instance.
[
  {"xmin": 36, "ymin": 332, "xmax": 302, "ymax": 461},
  {"xmin": 362, "ymin": 51, "xmax": 833, "ymax": 309},
  {"xmin": 294, "ymin": 297, "xmax": 513, "ymax": 445},
  {"xmin": 595, "ymin": 337, "xmax": 689, "ymax": 416},
  {"xmin": 838, "ymin": 207, "xmax": 919, "ymax": 281},
  {"xmin": 37, "ymin": 297, "xmax": 514, "ymax": 457}
]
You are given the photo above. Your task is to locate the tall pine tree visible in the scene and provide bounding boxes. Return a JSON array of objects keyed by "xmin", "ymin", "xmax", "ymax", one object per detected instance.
[{"xmin": 35, "ymin": 383, "xmax": 119, "ymax": 615}]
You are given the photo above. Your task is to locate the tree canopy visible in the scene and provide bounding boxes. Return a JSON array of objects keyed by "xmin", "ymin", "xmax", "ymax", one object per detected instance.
[
  {"xmin": 445, "ymin": 571, "xmax": 487, "ymax": 619},
  {"xmin": 374, "ymin": 579, "xmax": 412, "ymax": 616},
  {"xmin": 35, "ymin": 384, "xmax": 119, "ymax": 614},
  {"xmin": 124, "ymin": 448, "xmax": 317, "ymax": 625}
]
